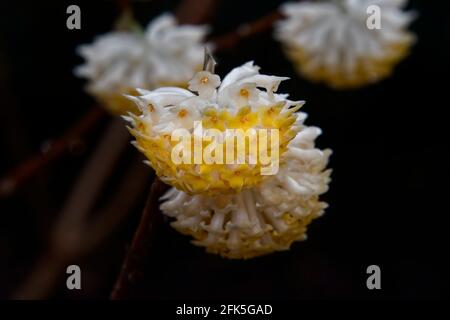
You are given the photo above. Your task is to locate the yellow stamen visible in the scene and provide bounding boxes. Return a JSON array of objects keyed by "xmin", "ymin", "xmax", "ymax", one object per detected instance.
[
  {"xmin": 178, "ymin": 109, "xmax": 188, "ymax": 118},
  {"xmin": 240, "ymin": 88, "xmax": 249, "ymax": 97},
  {"xmin": 201, "ymin": 77, "xmax": 209, "ymax": 84}
]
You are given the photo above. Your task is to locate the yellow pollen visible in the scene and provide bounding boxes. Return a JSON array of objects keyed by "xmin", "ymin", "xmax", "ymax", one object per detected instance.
[
  {"xmin": 240, "ymin": 116, "xmax": 248, "ymax": 123},
  {"xmin": 240, "ymin": 89, "xmax": 249, "ymax": 97},
  {"xmin": 201, "ymin": 77, "xmax": 209, "ymax": 84},
  {"xmin": 178, "ymin": 109, "xmax": 188, "ymax": 118},
  {"xmin": 235, "ymin": 171, "xmax": 240, "ymax": 176}
]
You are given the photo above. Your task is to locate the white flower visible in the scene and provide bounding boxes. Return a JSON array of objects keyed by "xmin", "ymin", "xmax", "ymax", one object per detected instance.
[
  {"xmin": 75, "ymin": 13, "xmax": 209, "ymax": 114},
  {"xmin": 125, "ymin": 62, "xmax": 304, "ymax": 195},
  {"xmin": 275, "ymin": 0, "xmax": 416, "ymax": 89},
  {"xmin": 160, "ymin": 114, "xmax": 332, "ymax": 259},
  {"xmin": 124, "ymin": 61, "xmax": 332, "ymax": 258},
  {"xmin": 158, "ymin": 99, "xmax": 202, "ymax": 131},
  {"xmin": 188, "ymin": 71, "xmax": 221, "ymax": 99},
  {"xmin": 222, "ymin": 83, "xmax": 258, "ymax": 108}
]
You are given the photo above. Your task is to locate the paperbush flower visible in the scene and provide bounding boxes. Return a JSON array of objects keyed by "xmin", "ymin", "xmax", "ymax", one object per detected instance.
[
  {"xmin": 160, "ymin": 113, "xmax": 332, "ymax": 259},
  {"xmin": 125, "ymin": 62, "xmax": 302, "ymax": 195},
  {"xmin": 75, "ymin": 13, "xmax": 208, "ymax": 114},
  {"xmin": 275, "ymin": 0, "xmax": 416, "ymax": 89}
]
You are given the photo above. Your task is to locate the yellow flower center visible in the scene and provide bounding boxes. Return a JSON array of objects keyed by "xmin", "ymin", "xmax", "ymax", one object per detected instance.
[
  {"xmin": 130, "ymin": 104, "xmax": 299, "ymax": 195},
  {"xmin": 240, "ymin": 88, "xmax": 249, "ymax": 97},
  {"xmin": 201, "ymin": 77, "xmax": 209, "ymax": 84},
  {"xmin": 178, "ymin": 109, "xmax": 188, "ymax": 118}
]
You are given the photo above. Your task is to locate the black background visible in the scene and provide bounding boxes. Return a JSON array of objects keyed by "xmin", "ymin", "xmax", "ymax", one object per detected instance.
[{"xmin": 0, "ymin": 0, "xmax": 449, "ymax": 299}]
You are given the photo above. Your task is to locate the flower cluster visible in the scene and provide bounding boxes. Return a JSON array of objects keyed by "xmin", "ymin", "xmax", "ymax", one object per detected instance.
[
  {"xmin": 125, "ymin": 62, "xmax": 303, "ymax": 195},
  {"xmin": 275, "ymin": 0, "xmax": 416, "ymax": 89},
  {"xmin": 75, "ymin": 13, "xmax": 208, "ymax": 114},
  {"xmin": 160, "ymin": 115, "xmax": 332, "ymax": 259},
  {"xmin": 125, "ymin": 61, "xmax": 332, "ymax": 258}
]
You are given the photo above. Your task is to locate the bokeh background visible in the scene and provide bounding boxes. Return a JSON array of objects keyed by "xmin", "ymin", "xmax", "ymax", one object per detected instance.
[{"xmin": 1, "ymin": 0, "xmax": 449, "ymax": 299}]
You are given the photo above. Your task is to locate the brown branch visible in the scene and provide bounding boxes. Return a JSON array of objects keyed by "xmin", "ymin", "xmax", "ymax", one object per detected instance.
[
  {"xmin": 0, "ymin": 106, "xmax": 105, "ymax": 198},
  {"xmin": 12, "ymin": 118, "xmax": 131, "ymax": 299},
  {"xmin": 12, "ymin": 156, "xmax": 151, "ymax": 300},
  {"xmin": 110, "ymin": 178, "xmax": 168, "ymax": 300},
  {"xmin": 51, "ymin": 118, "xmax": 129, "ymax": 230},
  {"xmin": 116, "ymin": 0, "xmax": 131, "ymax": 13},
  {"xmin": 212, "ymin": 10, "xmax": 283, "ymax": 52},
  {"xmin": 175, "ymin": 0, "xmax": 220, "ymax": 25},
  {"xmin": 80, "ymin": 156, "xmax": 152, "ymax": 251}
]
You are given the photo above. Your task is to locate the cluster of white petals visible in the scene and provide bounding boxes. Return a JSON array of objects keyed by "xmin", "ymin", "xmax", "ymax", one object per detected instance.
[
  {"xmin": 276, "ymin": 0, "xmax": 416, "ymax": 89},
  {"xmin": 75, "ymin": 13, "xmax": 208, "ymax": 113},
  {"xmin": 126, "ymin": 61, "xmax": 297, "ymax": 133},
  {"xmin": 125, "ymin": 62, "xmax": 304, "ymax": 195},
  {"xmin": 124, "ymin": 61, "xmax": 332, "ymax": 258},
  {"xmin": 160, "ymin": 114, "xmax": 332, "ymax": 259}
]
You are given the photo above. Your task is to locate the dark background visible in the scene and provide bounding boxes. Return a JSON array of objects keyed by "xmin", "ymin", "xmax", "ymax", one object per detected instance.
[{"xmin": 0, "ymin": 0, "xmax": 449, "ymax": 299}]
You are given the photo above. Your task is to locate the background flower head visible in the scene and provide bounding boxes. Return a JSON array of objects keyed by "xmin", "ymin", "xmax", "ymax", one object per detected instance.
[
  {"xmin": 75, "ymin": 13, "xmax": 209, "ymax": 114},
  {"xmin": 275, "ymin": 0, "xmax": 416, "ymax": 89}
]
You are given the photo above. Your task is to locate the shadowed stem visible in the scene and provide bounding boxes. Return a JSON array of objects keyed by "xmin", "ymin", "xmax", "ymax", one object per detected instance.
[
  {"xmin": 212, "ymin": 10, "xmax": 283, "ymax": 51},
  {"xmin": 0, "ymin": 106, "xmax": 105, "ymax": 198},
  {"xmin": 12, "ymin": 156, "xmax": 151, "ymax": 299},
  {"xmin": 110, "ymin": 178, "xmax": 168, "ymax": 300},
  {"xmin": 12, "ymin": 119, "xmax": 145, "ymax": 299}
]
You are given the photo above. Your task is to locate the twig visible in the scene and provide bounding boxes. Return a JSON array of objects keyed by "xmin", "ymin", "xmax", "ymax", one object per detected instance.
[
  {"xmin": 80, "ymin": 155, "xmax": 152, "ymax": 251},
  {"xmin": 116, "ymin": 0, "xmax": 131, "ymax": 13},
  {"xmin": 12, "ymin": 118, "xmax": 131, "ymax": 299},
  {"xmin": 175, "ymin": 0, "xmax": 220, "ymax": 25},
  {"xmin": 12, "ymin": 155, "xmax": 151, "ymax": 299},
  {"xmin": 12, "ymin": 156, "xmax": 150, "ymax": 299},
  {"xmin": 51, "ymin": 118, "xmax": 129, "ymax": 230},
  {"xmin": 110, "ymin": 178, "xmax": 168, "ymax": 300},
  {"xmin": 212, "ymin": 11, "xmax": 283, "ymax": 51},
  {"xmin": 0, "ymin": 106, "xmax": 105, "ymax": 198}
]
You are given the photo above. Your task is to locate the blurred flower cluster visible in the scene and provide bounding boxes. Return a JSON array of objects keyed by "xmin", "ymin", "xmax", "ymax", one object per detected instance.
[
  {"xmin": 75, "ymin": 13, "xmax": 208, "ymax": 114},
  {"xmin": 276, "ymin": 0, "xmax": 415, "ymax": 88}
]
